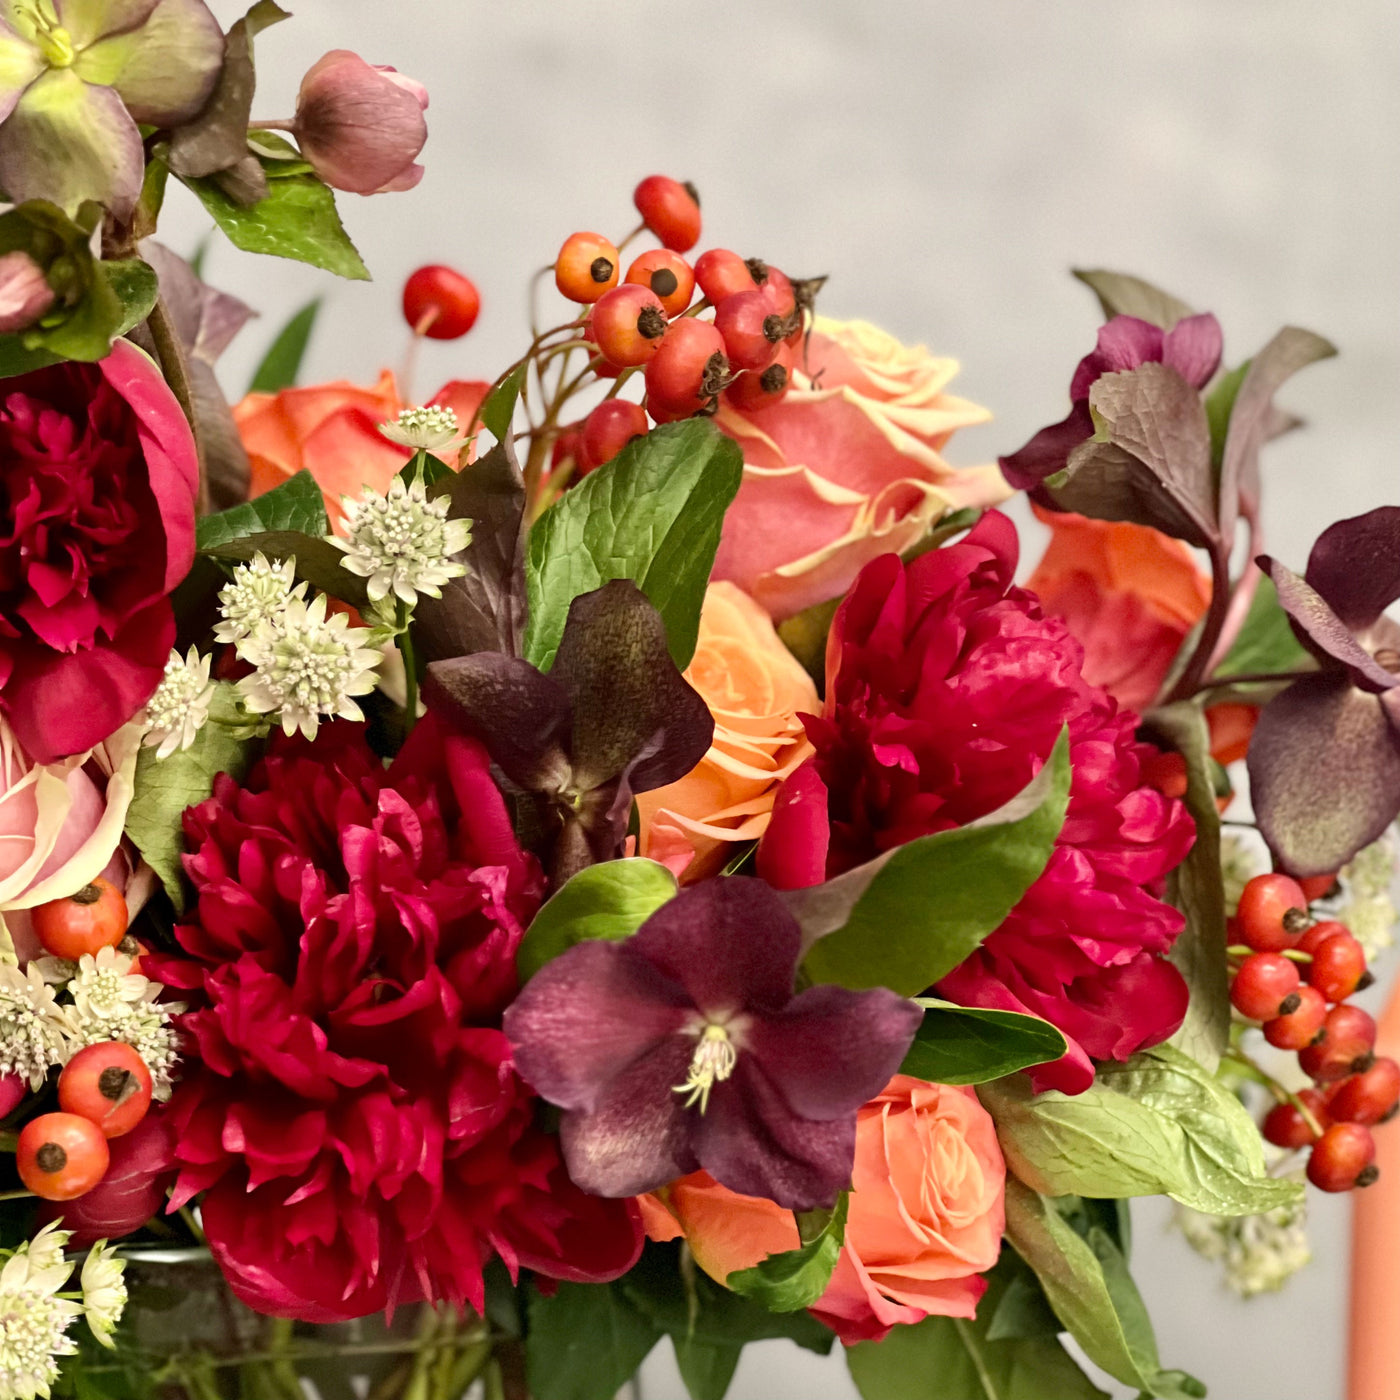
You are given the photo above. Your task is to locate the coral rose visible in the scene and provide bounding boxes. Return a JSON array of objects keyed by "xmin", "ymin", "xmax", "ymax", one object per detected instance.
[
  {"xmin": 1027, "ymin": 506, "xmax": 1210, "ymax": 712},
  {"xmin": 758, "ymin": 512, "xmax": 1196, "ymax": 1093},
  {"xmin": 234, "ymin": 372, "xmax": 487, "ymax": 530},
  {"xmin": 0, "ymin": 718, "xmax": 142, "ymax": 963},
  {"xmin": 643, "ymin": 1075, "xmax": 1005, "ymax": 1345},
  {"xmin": 152, "ymin": 718, "xmax": 642, "ymax": 1321},
  {"xmin": 635, "ymin": 582, "xmax": 818, "ymax": 881},
  {"xmin": 711, "ymin": 317, "xmax": 1007, "ymax": 621},
  {"xmin": 0, "ymin": 342, "xmax": 198, "ymax": 762}
]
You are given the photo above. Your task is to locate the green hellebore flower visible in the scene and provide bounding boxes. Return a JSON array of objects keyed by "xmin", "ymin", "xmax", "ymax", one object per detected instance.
[{"xmin": 0, "ymin": 0, "xmax": 224, "ymax": 221}]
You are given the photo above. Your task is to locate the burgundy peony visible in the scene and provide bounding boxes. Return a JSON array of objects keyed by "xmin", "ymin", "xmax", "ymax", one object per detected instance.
[
  {"xmin": 758, "ymin": 512, "xmax": 1195, "ymax": 1093},
  {"xmin": 0, "ymin": 340, "xmax": 198, "ymax": 763},
  {"xmin": 152, "ymin": 717, "xmax": 642, "ymax": 1322}
]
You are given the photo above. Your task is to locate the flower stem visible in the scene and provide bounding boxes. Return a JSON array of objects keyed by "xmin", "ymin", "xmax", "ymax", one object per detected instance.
[
  {"xmin": 1192, "ymin": 669, "xmax": 1317, "ymax": 693},
  {"xmin": 398, "ymin": 602, "xmax": 419, "ymax": 731},
  {"xmin": 146, "ymin": 295, "xmax": 208, "ymax": 514},
  {"xmin": 1169, "ymin": 544, "xmax": 1233, "ymax": 702}
]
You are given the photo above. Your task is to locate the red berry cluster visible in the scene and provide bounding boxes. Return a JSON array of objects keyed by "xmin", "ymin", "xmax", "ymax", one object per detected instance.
[
  {"xmin": 550, "ymin": 175, "xmax": 821, "ymax": 474},
  {"xmin": 1230, "ymin": 872, "xmax": 1394, "ymax": 1192}
]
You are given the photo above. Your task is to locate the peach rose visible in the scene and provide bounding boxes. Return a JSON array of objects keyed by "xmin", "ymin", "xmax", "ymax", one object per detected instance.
[
  {"xmin": 0, "ymin": 718, "xmax": 144, "ymax": 964},
  {"xmin": 644, "ymin": 1075, "xmax": 1006, "ymax": 1346},
  {"xmin": 711, "ymin": 317, "xmax": 1007, "ymax": 620},
  {"xmin": 1027, "ymin": 506, "xmax": 1210, "ymax": 713},
  {"xmin": 234, "ymin": 371, "xmax": 488, "ymax": 530},
  {"xmin": 635, "ymin": 582, "xmax": 817, "ymax": 881}
]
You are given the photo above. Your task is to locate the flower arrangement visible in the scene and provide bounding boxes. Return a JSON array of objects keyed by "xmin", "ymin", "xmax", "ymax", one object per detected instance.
[{"xmin": 0, "ymin": 6, "xmax": 1394, "ymax": 1400}]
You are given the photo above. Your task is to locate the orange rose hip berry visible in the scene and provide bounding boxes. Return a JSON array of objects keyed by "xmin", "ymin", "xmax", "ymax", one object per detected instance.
[
  {"xmin": 31, "ymin": 877, "xmax": 128, "ymax": 960},
  {"xmin": 17, "ymin": 1112, "xmax": 110, "ymax": 1201},
  {"xmin": 633, "ymin": 175, "xmax": 702, "ymax": 252},
  {"xmin": 555, "ymin": 232, "xmax": 620, "ymax": 303},
  {"xmin": 59, "ymin": 1042, "xmax": 154, "ymax": 1138},
  {"xmin": 625, "ymin": 249, "xmax": 695, "ymax": 317}
]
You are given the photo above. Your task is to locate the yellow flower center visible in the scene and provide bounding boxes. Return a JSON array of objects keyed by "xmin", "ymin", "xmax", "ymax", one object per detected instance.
[
  {"xmin": 15, "ymin": 1, "xmax": 75, "ymax": 67},
  {"xmin": 673, "ymin": 1023, "xmax": 737, "ymax": 1115}
]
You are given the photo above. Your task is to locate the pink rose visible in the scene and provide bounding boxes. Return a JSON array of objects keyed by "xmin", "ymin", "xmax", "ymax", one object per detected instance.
[
  {"xmin": 293, "ymin": 51, "xmax": 429, "ymax": 195},
  {"xmin": 810, "ymin": 1076, "xmax": 1004, "ymax": 1344},
  {"xmin": 0, "ymin": 716, "xmax": 143, "ymax": 963},
  {"xmin": 0, "ymin": 341, "xmax": 198, "ymax": 763},
  {"xmin": 712, "ymin": 318, "xmax": 1007, "ymax": 620}
]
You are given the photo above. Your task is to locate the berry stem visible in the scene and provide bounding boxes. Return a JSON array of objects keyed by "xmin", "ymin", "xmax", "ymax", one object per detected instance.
[
  {"xmin": 615, "ymin": 220, "xmax": 647, "ymax": 254},
  {"xmin": 1224, "ymin": 1046, "xmax": 1325, "ymax": 1137},
  {"xmin": 1227, "ymin": 944, "xmax": 1313, "ymax": 963}
]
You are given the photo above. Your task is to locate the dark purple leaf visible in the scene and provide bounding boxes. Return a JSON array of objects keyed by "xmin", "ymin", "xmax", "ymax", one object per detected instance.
[
  {"xmin": 1261, "ymin": 557, "xmax": 1400, "ymax": 692},
  {"xmin": 168, "ymin": 2, "xmax": 292, "ymax": 179},
  {"xmin": 1218, "ymin": 326, "xmax": 1336, "ymax": 542},
  {"xmin": 416, "ymin": 438, "xmax": 528, "ymax": 661},
  {"xmin": 999, "ymin": 402, "xmax": 1094, "ymax": 492},
  {"xmin": 1249, "ymin": 673, "xmax": 1400, "ymax": 877},
  {"xmin": 1048, "ymin": 440, "xmax": 1213, "ymax": 549},
  {"xmin": 550, "ymin": 581, "xmax": 713, "ymax": 794},
  {"xmin": 423, "ymin": 652, "xmax": 572, "ymax": 790},
  {"xmin": 1305, "ymin": 507, "xmax": 1400, "ymax": 634}
]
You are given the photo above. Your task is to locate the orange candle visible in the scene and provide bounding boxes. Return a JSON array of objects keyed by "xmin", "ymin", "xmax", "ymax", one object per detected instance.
[{"xmin": 1347, "ymin": 975, "xmax": 1400, "ymax": 1400}]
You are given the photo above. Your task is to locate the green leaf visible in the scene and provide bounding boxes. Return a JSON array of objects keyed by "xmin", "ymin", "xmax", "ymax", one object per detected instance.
[
  {"xmin": 847, "ymin": 1263, "xmax": 1108, "ymax": 1400},
  {"xmin": 1213, "ymin": 574, "xmax": 1312, "ymax": 680},
  {"xmin": 1003, "ymin": 1181, "xmax": 1204, "ymax": 1399},
  {"xmin": 795, "ymin": 730, "xmax": 1071, "ymax": 994},
  {"xmin": 980, "ymin": 1043, "xmax": 1305, "ymax": 1216},
  {"xmin": 195, "ymin": 470, "xmax": 329, "ymax": 551},
  {"xmin": 525, "ymin": 419, "xmax": 745, "ymax": 672},
  {"xmin": 1072, "ymin": 269, "xmax": 1194, "ymax": 330},
  {"xmin": 123, "ymin": 686, "xmax": 255, "ymax": 912},
  {"xmin": 900, "ymin": 1001, "xmax": 1067, "ymax": 1085},
  {"xmin": 1139, "ymin": 702, "xmax": 1231, "ymax": 1071},
  {"xmin": 480, "ymin": 359, "xmax": 529, "ymax": 443},
  {"xmin": 248, "ymin": 297, "xmax": 321, "ymax": 394},
  {"xmin": 672, "ymin": 1336, "xmax": 743, "ymax": 1400},
  {"xmin": 1204, "ymin": 360, "xmax": 1249, "ymax": 472},
  {"xmin": 524, "ymin": 1281, "xmax": 661, "ymax": 1400},
  {"xmin": 727, "ymin": 1195, "xmax": 848, "ymax": 1312},
  {"xmin": 179, "ymin": 168, "xmax": 370, "ymax": 281},
  {"xmin": 517, "ymin": 858, "xmax": 678, "ymax": 982}
]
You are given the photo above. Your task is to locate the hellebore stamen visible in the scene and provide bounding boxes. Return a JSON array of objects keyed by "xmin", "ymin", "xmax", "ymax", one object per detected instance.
[{"xmin": 673, "ymin": 1023, "xmax": 737, "ymax": 1114}]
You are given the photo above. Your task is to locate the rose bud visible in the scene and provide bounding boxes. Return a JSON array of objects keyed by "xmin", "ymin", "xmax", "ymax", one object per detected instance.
[
  {"xmin": 292, "ymin": 51, "xmax": 429, "ymax": 195},
  {"xmin": 0, "ymin": 250, "xmax": 53, "ymax": 334}
]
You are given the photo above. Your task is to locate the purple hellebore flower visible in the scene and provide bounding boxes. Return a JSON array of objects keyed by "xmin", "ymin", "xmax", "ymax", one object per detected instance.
[
  {"xmin": 503, "ymin": 876, "xmax": 922, "ymax": 1211},
  {"xmin": 1250, "ymin": 507, "xmax": 1400, "ymax": 877},
  {"xmin": 1000, "ymin": 312, "xmax": 1223, "ymax": 492}
]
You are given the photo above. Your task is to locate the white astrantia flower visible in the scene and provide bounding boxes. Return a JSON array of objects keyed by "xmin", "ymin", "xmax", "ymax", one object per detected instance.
[
  {"xmin": 236, "ymin": 593, "xmax": 382, "ymax": 742},
  {"xmin": 63, "ymin": 951, "xmax": 182, "ymax": 1102},
  {"xmin": 1174, "ymin": 1190, "xmax": 1311, "ymax": 1297},
  {"xmin": 379, "ymin": 404, "xmax": 466, "ymax": 453},
  {"xmin": 20, "ymin": 1227, "xmax": 69, "ymax": 1280},
  {"xmin": 213, "ymin": 552, "xmax": 306, "ymax": 647},
  {"xmin": 78, "ymin": 1244, "xmax": 126, "ymax": 1351},
  {"xmin": 0, "ymin": 965, "xmax": 71, "ymax": 1091},
  {"xmin": 139, "ymin": 648, "xmax": 215, "ymax": 760},
  {"xmin": 331, "ymin": 475, "xmax": 473, "ymax": 607},
  {"xmin": 1330, "ymin": 831, "xmax": 1399, "ymax": 962},
  {"xmin": 0, "ymin": 1237, "xmax": 82, "ymax": 1400}
]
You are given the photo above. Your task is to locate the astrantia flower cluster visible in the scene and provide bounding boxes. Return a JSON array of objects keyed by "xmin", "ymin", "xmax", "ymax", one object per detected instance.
[
  {"xmin": 139, "ymin": 648, "xmax": 214, "ymax": 759},
  {"xmin": 152, "ymin": 718, "xmax": 642, "ymax": 1322},
  {"xmin": 760, "ymin": 512, "xmax": 1196, "ymax": 1093}
]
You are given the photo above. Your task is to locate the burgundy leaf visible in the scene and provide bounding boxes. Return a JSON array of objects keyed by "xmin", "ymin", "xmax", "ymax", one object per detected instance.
[
  {"xmin": 1249, "ymin": 672, "xmax": 1400, "ymax": 877},
  {"xmin": 1069, "ymin": 316, "xmax": 1165, "ymax": 399},
  {"xmin": 1305, "ymin": 507, "xmax": 1400, "ymax": 635},
  {"xmin": 1261, "ymin": 557, "xmax": 1400, "ymax": 692},
  {"xmin": 998, "ymin": 401, "xmax": 1094, "ymax": 492},
  {"xmin": 1161, "ymin": 312, "xmax": 1224, "ymax": 390}
]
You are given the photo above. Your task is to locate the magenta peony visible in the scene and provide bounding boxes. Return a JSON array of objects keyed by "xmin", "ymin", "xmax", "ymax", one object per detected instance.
[
  {"xmin": 758, "ymin": 512, "xmax": 1195, "ymax": 1093},
  {"xmin": 0, "ymin": 341, "xmax": 198, "ymax": 764},
  {"xmin": 152, "ymin": 718, "xmax": 643, "ymax": 1322}
]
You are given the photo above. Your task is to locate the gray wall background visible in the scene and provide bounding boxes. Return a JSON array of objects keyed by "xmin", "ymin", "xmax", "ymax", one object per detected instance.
[{"xmin": 165, "ymin": 4, "xmax": 1400, "ymax": 1397}]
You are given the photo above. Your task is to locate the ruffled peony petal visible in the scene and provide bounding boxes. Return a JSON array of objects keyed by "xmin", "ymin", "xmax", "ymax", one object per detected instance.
[
  {"xmin": 0, "ymin": 68, "xmax": 144, "ymax": 217},
  {"xmin": 755, "ymin": 759, "xmax": 830, "ymax": 890}
]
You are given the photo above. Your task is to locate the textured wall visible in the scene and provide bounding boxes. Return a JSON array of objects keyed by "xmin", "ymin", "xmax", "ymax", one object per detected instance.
[{"xmin": 164, "ymin": 3, "xmax": 1400, "ymax": 1396}]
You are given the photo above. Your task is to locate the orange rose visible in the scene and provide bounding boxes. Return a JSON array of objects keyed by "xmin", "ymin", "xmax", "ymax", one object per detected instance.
[
  {"xmin": 234, "ymin": 371, "xmax": 488, "ymax": 530},
  {"xmin": 635, "ymin": 582, "xmax": 817, "ymax": 881},
  {"xmin": 644, "ymin": 1075, "xmax": 1006, "ymax": 1345},
  {"xmin": 1027, "ymin": 506, "xmax": 1211, "ymax": 712},
  {"xmin": 711, "ymin": 317, "xmax": 1007, "ymax": 620}
]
